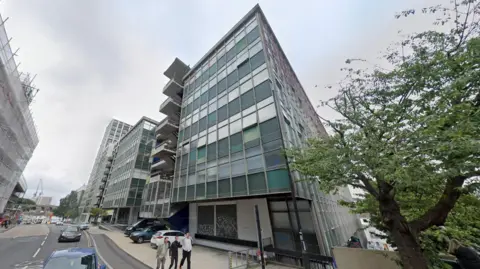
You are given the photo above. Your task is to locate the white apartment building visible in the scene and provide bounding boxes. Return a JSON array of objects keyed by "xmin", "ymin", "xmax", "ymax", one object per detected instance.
[{"xmin": 79, "ymin": 119, "xmax": 131, "ymax": 222}]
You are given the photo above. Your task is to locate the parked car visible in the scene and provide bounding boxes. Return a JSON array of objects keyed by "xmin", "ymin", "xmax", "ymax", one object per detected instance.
[
  {"xmin": 129, "ymin": 225, "xmax": 166, "ymax": 244},
  {"xmin": 124, "ymin": 218, "xmax": 167, "ymax": 237},
  {"xmin": 43, "ymin": 247, "xmax": 106, "ymax": 269},
  {"xmin": 150, "ymin": 230, "xmax": 185, "ymax": 249},
  {"xmin": 56, "ymin": 221, "xmax": 64, "ymax": 226},
  {"xmin": 79, "ymin": 223, "xmax": 89, "ymax": 230},
  {"xmin": 58, "ymin": 226, "xmax": 82, "ymax": 242}
]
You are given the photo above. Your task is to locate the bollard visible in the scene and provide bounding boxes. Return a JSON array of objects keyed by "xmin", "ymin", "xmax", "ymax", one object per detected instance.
[{"xmin": 228, "ymin": 251, "xmax": 233, "ymax": 269}]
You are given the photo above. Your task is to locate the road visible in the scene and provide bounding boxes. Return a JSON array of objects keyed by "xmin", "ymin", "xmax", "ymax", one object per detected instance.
[
  {"xmin": 0, "ymin": 224, "xmax": 151, "ymax": 269},
  {"xmin": 88, "ymin": 229, "xmax": 152, "ymax": 269},
  {"xmin": 0, "ymin": 224, "xmax": 89, "ymax": 268}
]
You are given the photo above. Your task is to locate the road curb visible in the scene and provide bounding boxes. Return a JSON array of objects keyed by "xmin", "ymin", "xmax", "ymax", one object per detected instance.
[
  {"xmin": 102, "ymin": 234, "xmax": 153, "ymax": 269},
  {"xmin": 99, "ymin": 224, "xmax": 112, "ymax": 232}
]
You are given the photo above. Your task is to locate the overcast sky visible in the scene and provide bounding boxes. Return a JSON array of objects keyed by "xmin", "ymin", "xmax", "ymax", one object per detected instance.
[{"xmin": 0, "ymin": 0, "xmax": 445, "ymax": 204}]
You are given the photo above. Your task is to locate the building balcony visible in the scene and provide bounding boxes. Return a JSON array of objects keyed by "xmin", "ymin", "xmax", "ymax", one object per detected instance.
[
  {"xmin": 163, "ymin": 58, "xmax": 190, "ymax": 83},
  {"xmin": 107, "ymin": 156, "xmax": 113, "ymax": 161},
  {"xmin": 96, "ymin": 192, "xmax": 102, "ymax": 198},
  {"xmin": 150, "ymin": 173, "xmax": 161, "ymax": 183},
  {"xmin": 106, "ymin": 163, "xmax": 111, "ymax": 168},
  {"xmin": 101, "ymin": 177, "xmax": 107, "ymax": 182},
  {"xmin": 151, "ymin": 141, "xmax": 176, "ymax": 158},
  {"xmin": 99, "ymin": 185, "xmax": 105, "ymax": 190},
  {"xmin": 156, "ymin": 118, "xmax": 179, "ymax": 140},
  {"xmin": 103, "ymin": 169, "xmax": 109, "ymax": 175},
  {"xmin": 159, "ymin": 97, "xmax": 182, "ymax": 118},
  {"xmin": 162, "ymin": 78, "xmax": 184, "ymax": 99},
  {"xmin": 151, "ymin": 157, "xmax": 175, "ymax": 173}
]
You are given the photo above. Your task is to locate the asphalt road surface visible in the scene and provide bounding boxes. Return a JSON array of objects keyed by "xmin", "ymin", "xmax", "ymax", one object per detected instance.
[
  {"xmin": 0, "ymin": 224, "xmax": 89, "ymax": 269},
  {"xmin": 88, "ymin": 232, "xmax": 152, "ymax": 269},
  {"xmin": 0, "ymin": 224, "xmax": 151, "ymax": 269}
]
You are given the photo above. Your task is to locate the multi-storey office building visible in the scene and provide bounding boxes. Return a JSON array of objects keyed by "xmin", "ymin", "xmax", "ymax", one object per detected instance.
[
  {"xmin": 141, "ymin": 5, "xmax": 360, "ymax": 257},
  {"xmin": 79, "ymin": 119, "xmax": 131, "ymax": 222},
  {"xmin": 0, "ymin": 13, "xmax": 39, "ymax": 214},
  {"xmin": 102, "ymin": 117, "xmax": 158, "ymax": 225}
]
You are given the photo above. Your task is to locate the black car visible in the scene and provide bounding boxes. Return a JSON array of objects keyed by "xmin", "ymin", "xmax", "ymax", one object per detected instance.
[
  {"xmin": 58, "ymin": 226, "xmax": 82, "ymax": 242},
  {"xmin": 124, "ymin": 218, "xmax": 167, "ymax": 237}
]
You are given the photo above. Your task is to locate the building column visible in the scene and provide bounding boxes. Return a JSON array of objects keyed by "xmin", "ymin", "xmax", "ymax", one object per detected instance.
[{"xmin": 113, "ymin": 208, "xmax": 119, "ymax": 224}]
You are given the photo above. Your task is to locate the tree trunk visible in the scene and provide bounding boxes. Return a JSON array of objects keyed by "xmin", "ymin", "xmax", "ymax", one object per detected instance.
[
  {"xmin": 379, "ymin": 189, "xmax": 429, "ymax": 269},
  {"xmin": 390, "ymin": 224, "xmax": 429, "ymax": 269}
]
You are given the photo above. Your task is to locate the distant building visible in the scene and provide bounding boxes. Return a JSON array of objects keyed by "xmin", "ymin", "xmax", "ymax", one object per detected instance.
[
  {"xmin": 35, "ymin": 196, "xmax": 52, "ymax": 206},
  {"xmin": 79, "ymin": 119, "xmax": 132, "ymax": 222},
  {"xmin": 102, "ymin": 117, "xmax": 158, "ymax": 224}
]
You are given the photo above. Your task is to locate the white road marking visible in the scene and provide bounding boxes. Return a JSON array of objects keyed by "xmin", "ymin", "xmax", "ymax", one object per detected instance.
[
  {"xmin": 41, "ymin": 240, "xmax": 45, "ymax": 246},
  {"xmin": 21, "ymin": 266, "xmax": 28, "ymax": 269},
  {"xmin": 89, "ymin": 233, "xmax": 113, "ymax": 269},
  {"xmin": 32, "ymin": 248, "xmax": 41, "ymax": 258}
]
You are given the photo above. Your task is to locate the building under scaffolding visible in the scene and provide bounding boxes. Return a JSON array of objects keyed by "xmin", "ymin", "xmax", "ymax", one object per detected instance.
[{"xmin": 0, "ymin": 13, "xmax": 39, "ymax": 214}]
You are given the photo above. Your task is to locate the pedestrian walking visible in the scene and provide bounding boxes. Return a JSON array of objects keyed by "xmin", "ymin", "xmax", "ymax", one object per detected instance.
[
  {"xmin": 156, "ymin": 237, "xmax": 170, "ymax": 269},
  {"xmin": 179, "ymin": 232, "xmax": 193, "ymax": 269},
  {"xmin": 169, "ymin": 235, "xmax": 182, "ymax": 269}
]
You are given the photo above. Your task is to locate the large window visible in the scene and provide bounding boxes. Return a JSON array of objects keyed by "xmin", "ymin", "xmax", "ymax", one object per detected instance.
[
  {"xmin": 241, "ymin": 89, "xmax": 255, "ymax": 110},
  {"xmin": 232, "ymin": 175, "xmax": 247, "ymax": 196},
  {"xmin": 230, "ymin": 133, "xmax": 243, "ymax": 154},
  {"xmin": 254, "ymin": 80, "xmax": 272, "ymax": 103},
  {"xmin": 267, "ymin": 169, "xmax": 290, "ymax": 192},
  {"xmin": 247, "ymin": 26, "xmax": 260, "ymax": 44},
  {"xmin": 248, "ymin": 172, "xmax": 266, "ymax": 194}
]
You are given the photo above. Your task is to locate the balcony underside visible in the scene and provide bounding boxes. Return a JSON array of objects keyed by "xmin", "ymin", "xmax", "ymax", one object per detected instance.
[
  {"xmin": 163, "ymin": 58, "xmax": 190, "ymax": 82},
  {"xmin": 163, "ymin": 78, "xmax": 184, "ymax": 99},
  {"xmin": 151, "ymin": 158, "xmax": 175, "ymax": 174},
  {"xmin": 159, "ymin": 97, "xmax": 181, "ymax": 118},
  {"xmin": 151, "ymin": 143, "xmax": 176, "ymax": 158}
]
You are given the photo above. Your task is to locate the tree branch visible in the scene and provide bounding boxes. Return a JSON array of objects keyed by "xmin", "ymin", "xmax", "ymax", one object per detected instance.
[
  {"xmin": 409, "ymin": 175, "xmax": 467, "ymax": 232},
  {"xmin": 356, "ymin": 173, "xmax": 379, "ymax": 199}
]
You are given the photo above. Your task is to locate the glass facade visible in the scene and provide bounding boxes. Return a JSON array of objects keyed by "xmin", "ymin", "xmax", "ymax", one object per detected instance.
[
  {"xmin": 142, "ymin": 5, "xmax": 361, "ymax": 256},
  {"xmin": 258, "ymin": 12, "xmax": 361, "ymax": 252},
  {"xmin": 79, "ymin": 119, "xmax": 132, "ymax": 215},
  {"xmin": 102, "ymin": 118, "xmax": 157, "ymax": 209},
  {"xmin": 172, "ymin": 16, "xmax": 291, "ymax": 202}
]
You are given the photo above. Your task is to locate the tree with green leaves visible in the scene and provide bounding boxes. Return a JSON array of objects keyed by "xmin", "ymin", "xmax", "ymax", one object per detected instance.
[
  {"xmin": 53, "ymin": 191, "xmax": 78, "ymax": 218},
  {"xmin": 90, "ymin": 208, "xmax": 107, "ymax": 222},
  {"xmin": 287, "ymin": 1, "xmax": 480, "ymax": 268}
]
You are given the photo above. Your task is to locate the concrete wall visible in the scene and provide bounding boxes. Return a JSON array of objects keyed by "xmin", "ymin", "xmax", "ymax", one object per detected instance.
[
  {"xmin": 189, "ymin": 198, "xmax": 273, "ymax": 245},
  {"xmin": 332, "ymin": 247, "xmax": 401, "ymax": 269}
]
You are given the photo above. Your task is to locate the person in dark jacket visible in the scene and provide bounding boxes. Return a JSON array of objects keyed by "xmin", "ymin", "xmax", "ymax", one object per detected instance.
[
  {"xmin": 448, "ymin": 239, "xmax": 480, "ymax": 269},
  {"xmin": 169, "ymin": 235, "xmax": 182, "ymax": 269}
]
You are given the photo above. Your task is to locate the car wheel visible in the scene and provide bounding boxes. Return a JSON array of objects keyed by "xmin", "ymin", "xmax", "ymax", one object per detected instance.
[{"xmin": 137, "ymin": 237, "xmax": 144, "ymax": 244}]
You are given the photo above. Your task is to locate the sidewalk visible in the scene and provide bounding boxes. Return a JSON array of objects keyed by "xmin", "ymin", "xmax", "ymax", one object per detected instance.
[
  {"xmin": 90, "ymin": 226, "xmax": 229, "ymax": 269},
  {"xmin": 89, "ymin": 227, "xmax": 294, "ymax": 269},
  {"xmin": 0, "ymin": 224, "xmax": 16, "ymax": 233}
]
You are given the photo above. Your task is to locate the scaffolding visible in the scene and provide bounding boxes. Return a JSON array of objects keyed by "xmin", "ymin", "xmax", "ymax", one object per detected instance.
[{"xmin": 0, "ymin": 13, "xmax": 39, "ymax": 213}]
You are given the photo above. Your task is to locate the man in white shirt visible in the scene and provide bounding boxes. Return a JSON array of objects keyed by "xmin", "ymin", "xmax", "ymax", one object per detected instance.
[{"xmin": 179, "ymin": 232, "xmax": 192, "ymax": 269}]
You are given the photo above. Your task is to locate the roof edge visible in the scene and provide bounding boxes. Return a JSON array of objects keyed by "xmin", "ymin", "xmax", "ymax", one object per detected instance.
[{"xmin": 182, "ymin": 4, "xmax": 261, "ymax": 81}]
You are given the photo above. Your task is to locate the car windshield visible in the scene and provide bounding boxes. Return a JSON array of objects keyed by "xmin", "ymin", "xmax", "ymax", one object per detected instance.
[
  {"xmin": 44, "ymin": 255, "xmax": 94, "ymax": 269},
  {"xmin": 65, "ymin": 226, "xmax": 78, "ymax": 232},
  {"xmin": 143, "ymin": 227, "xmax": 151, "ymax": 232}
]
